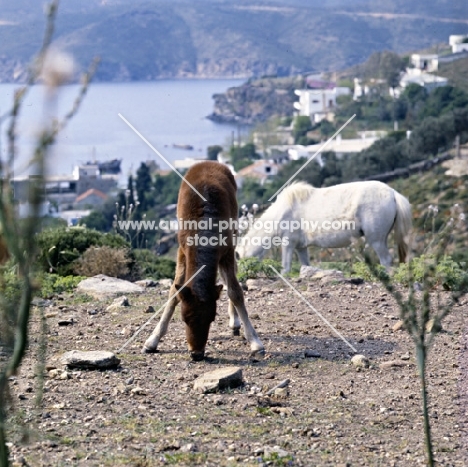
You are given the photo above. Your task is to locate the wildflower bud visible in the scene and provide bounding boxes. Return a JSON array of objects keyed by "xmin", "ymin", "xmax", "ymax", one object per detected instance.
[{"xmin": 41, "ymin": 48, "xmax": 75, "ymax": 89}]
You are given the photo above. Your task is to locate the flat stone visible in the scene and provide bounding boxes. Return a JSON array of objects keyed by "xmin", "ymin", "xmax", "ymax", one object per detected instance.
[
  {"xmin": 304, "ymin": 349, "xmax": 321, "ymax": 358},
  {"xmin": 351, "ymin": 354, "xmax": 370, "ymax": 368},
  {"xmin": 60, "ymin": 350, "xmax": 120, "ymax": 370},
  {"xmin": 312, "ymin": 269, "xmax": 345, "ymax": 281},
  {"xmin": 135, "ymin": 279, "xmax": 158, "ymax": 288},
  {"xmin": 299, "ymin": 266, "xmax": 321, "ymax": 278},
  {"xmin": 380, "ymin": 360, "xmax": 405, "ymax": 370},
  {"xmin": 158, "ymin": 279, "xmax": 173, "ymax": 288},
  {"xmin": 193, "ymin": 367, "xmax": 243, "ymax": 393},
  {"xmin": 245, "ymin": 278, "xmax": 275, "ymax": 290},
  {"xmin": 77, "ymin": 275, "xmax": 144, "ymax": 299}
]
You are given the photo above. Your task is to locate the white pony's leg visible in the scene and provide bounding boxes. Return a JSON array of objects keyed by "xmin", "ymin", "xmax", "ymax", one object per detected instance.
[
  {"xmin": 281, "ymin": 243, "xmax": 294, "ymax": 273},
  {"xmin": 370, "ymin": 240, "xmax": 393, "ymax": 269},
  {"xmin": 219, "ymin": 256, "xmax": 264, "ymax": 353},
  {"xmin": 296, "ymin": 247, "xmax": 310, "ymax": 266}
]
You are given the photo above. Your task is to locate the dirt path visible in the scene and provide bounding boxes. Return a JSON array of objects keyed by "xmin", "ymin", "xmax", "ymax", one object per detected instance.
[{"xmin": 5, "ymin": 278, "xmax": 468, "ymax": 466}]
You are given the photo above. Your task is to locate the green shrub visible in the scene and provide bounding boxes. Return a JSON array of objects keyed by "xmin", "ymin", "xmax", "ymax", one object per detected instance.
[
  {"xmin": 133, "ymin": 249, "xmax": 175, "ymax": 280},
  {"xmin": 237, "ymin": 257, "xmax": 282, "ymax": 282},
  {"xmin": 36, "ymin": 227, "xmax": 132, "ymax": 276},
  {"xmin": 394, "ymin": 255, "xmax": 468, "ymax": 291},
  {"xmin": 39, "ymin": 274, "xmax": 86, "ymax": 298},
  {"xmin": 351, "ymin": 261, "xmax": 389, "ymax": 282}
]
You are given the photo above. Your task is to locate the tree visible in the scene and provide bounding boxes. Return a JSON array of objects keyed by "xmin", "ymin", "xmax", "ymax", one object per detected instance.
[
  {"xmin": 379, "ymin": 51, "xmax": 406, "ymax": 90},
  {"xmin": 207, "ymin": 145, "xmax": 223, "ymax": 161},
  {"xmin": 136, "ymin": 162, "xmax": 153, "ymax": 212},
  {"xmin": 292, "ymin": 116, "xmax": 313, "ymax": 144},
  {"xmin": 229, "ymin": 143, "xmax": 261, "ymax": 172}
]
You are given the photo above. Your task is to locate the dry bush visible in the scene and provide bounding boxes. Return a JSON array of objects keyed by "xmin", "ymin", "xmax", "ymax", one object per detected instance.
[{"xmin": 73, "ymin": 246, "xmax": 131, "ymax": 279}]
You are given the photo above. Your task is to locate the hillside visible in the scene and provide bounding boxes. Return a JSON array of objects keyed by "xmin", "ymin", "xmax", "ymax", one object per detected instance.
[
  {"xmin": 0, "ymin": 0, "xmax": 467, "ymax": 82},
  {"xmin": 5, "ymin": 276, "xmax": 468, "ymax": 465}
]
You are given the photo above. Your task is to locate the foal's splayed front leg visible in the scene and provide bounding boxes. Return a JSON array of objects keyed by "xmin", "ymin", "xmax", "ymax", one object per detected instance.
[
  {"xmin": 220, "ymin": 261, "xmax": 264, "ymax": 354},
  {"xmin": 143, "ymin": 249, "xmax": 185, "ymax": 353},
  {"xmin": 142, "ymin": 284, "xmax": 180, "ymax": 353}
]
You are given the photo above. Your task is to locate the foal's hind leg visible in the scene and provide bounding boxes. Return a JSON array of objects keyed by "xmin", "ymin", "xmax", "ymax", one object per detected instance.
[
  {"xmin": 143, "ymin": 249, "xmax": 185, "ymax": 353},
  {"xmin": 220, "ymin": 254, "xmax": 264, "ymax": 354},
  {"xmin": 228, "ymin": 300, "xmax": 241, "ymax": 336}
]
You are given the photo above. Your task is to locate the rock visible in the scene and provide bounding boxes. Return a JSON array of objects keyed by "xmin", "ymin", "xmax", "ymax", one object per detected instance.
[
  {"xmin": 263, "ymin": 445, "xmax": 289, "ymax": 459},
  {"xmin": 351, "ymin": 354, "xmax": 370, "ymax": 368},
  {"xmin": 299, "ymin": 266, "xmax": 321, "ymax": 279},
  {"xmin": 193, "ymin": 367, "xmax": 243, "ymax": 393},
  {"xmin": 58, "ymin": 319, "xmax": 74, "ymax": 326},
  {"xmin": 380, "ymin": 360, "xmax": 405, "ymax": 370},
  {"xmin": 426, "ymin": 318, "xmax": 442, "ymax": 333},
  {"xmin": 77, "ymin": 275, "xmax": 144, "ymax": 299},
  {"xmin": 245, "ymin": 278, "xmax": 275, "ymax": 290},
  {"xmin": 273, "ymin": 387, "xmax": 288, "ymax": 398},
  {"xmin": 392, "ymin": 320, "xmax": 404, "ymax": 332},
  {"xmin": 158, "ymin": 279, "xmax": 173, "ymax": 288},
  {"xmin": 304, "ymin": 349, "xmax": 321, "ymax": 358},
  {"xmin": 144, "ymin": 305, "xmax": 155, "ymax": 313},
  {"xmin": 130, "ymin": 387, "xmax": 146, "ymax": 396},
  {"xmin": 180, "ymin": 443, "xmax": 196, "ymax": 453},
  {"xmin": 135, "ymin": 279, "xmax": 158, "ymax": 288},
  {"xmin": 312, "ymin": 269, "xmax": 345, "ymax": 282},
  {"xmin": 400, "ymin": 353, "xmax": 410, "ymax": 361},
  {"xmin": 106, "ymin": 296, "xmax": 130, "ymax": 312},
  {"xmin": 60, "ymin": 350, "xmax": 120, "ymax": 370}
]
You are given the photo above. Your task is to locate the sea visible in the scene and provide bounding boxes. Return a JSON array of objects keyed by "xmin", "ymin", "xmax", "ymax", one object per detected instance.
[{"xmin": 0, "ymin": 79, "xmax": 247, "ymax": 183}]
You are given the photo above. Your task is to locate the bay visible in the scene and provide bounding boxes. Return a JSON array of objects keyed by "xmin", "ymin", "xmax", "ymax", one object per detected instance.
[{"xmin": 0, "ymin": 79, "xmax": 247, "ymax": 181}]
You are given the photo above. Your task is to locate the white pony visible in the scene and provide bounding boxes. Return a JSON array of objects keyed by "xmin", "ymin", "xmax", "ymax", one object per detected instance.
[{"xmin": 236, "ymin": 181, "xmax": 412, "ymax": 272}]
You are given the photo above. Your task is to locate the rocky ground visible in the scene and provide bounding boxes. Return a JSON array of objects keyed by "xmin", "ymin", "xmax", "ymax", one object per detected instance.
[{"xmin": 4, "ymin": 274, "xmax": 468, "ymax": 466}]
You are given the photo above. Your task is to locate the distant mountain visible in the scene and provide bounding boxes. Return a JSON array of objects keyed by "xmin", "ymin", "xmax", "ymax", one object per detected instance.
[{"xmin": 0, "ymin": 0, "xmax": 466, "ymax": 82}]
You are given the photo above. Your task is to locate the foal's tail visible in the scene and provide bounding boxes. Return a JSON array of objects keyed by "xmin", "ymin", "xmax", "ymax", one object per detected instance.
[{"xmin": 393, "ymin": 190, "xmax": 412, "ymax": 263}]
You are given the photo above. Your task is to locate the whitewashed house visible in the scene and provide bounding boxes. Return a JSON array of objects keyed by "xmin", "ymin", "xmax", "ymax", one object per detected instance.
[
  {"xmin": 449, "ymin": 35, "xmax": 468, "ymax": 53},
  {"xmin": 410, "ymin": 54, "xmax": 439, "ymax": 72},
  {"xmin": 235, "ymin": 160, "xmax": 279, "ymax": 188},
  {"xmin": 391, "ymin": 68, "xmax": 448, "ymax": 97},
  {"xmin": 294, "ymin": 85, "xmax": 350, "ymax": 124}
]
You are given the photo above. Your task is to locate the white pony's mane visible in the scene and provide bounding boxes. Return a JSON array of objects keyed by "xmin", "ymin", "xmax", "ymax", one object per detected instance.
[{"xmin": 276, "ymin": 181, "xmax": 315, "ymax": 208}]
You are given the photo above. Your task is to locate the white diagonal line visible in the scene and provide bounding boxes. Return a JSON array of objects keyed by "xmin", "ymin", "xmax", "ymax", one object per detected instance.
[
  {"xmin": 269, "ymin": 266, "xmax": 358, "ymax": 353},
  {"xmin": 116, "ymin": 265, "xmax": 206, "ymax": 353},
  {"xmin": 118, "ymin": 113, "xmax": 207, "ymax": 201},
  {"xmin": 268, "ymin": 114, "xmax": 356, "ymax": 201}
]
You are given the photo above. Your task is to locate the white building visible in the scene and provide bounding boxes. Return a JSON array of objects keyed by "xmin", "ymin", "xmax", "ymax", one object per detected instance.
[
  {"xmin": 353, "ymin": 78, "xmax": 370, "ymax": 100},
  {"xmin": 449, "ymin": 35, "xmax": 468, "ymax": 53},
  {"xmin": 294, "ymin": 86, "xmax": 351, "ymax": 123},
  {"xmin": 410, "ymin": 54, "xmax": 439, "ymax": 72},
  {"xmin": 391, "ymin": 68, "xmax": 448, "ymax": 97},
  {"xmin": 235, "ymin": 160, "xmax": 280, "ymax": 188},
  {"xmin": 287, "ymin": 135, "xmax": 380, "ymax": 164}
]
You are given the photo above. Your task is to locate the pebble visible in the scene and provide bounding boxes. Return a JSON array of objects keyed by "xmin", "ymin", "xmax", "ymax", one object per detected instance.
[
  {"xmin": 351, "ymin": 354, "xmax": 370, "ymax": 368},
  {"xmin": 392, "ymin": 320, "xmax": 404, "ymax": 332}
]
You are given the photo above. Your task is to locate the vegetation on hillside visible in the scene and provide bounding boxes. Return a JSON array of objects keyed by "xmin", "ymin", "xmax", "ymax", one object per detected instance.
[{"xmin": 0, "ymin": 0, "xmax": 466, "ymax": 82}]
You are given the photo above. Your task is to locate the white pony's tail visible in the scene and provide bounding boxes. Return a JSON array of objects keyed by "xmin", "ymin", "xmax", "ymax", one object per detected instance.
[{"xmin": 393, "ymin": 190, "xmax": 412, "ymax": 263}]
